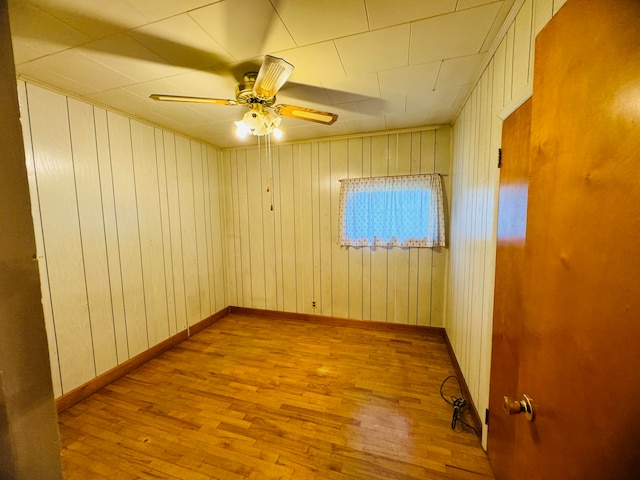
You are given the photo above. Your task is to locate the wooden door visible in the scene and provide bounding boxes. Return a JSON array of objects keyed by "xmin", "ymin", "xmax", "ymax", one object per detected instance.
[
  {"xmin": 487, "ymin": 98, "xmax": 531, "ymax": 479},
  {"xmin": 488, "ymin": 1, "xmax": 640, "ymax": 478}
]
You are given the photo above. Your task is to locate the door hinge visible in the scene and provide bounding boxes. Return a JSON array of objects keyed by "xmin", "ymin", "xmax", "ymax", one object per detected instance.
[
  {"xmin": 498, "ymin": 148, "xmax": 502, "ymax": 168},
  {"xmin": 485, "ymin": 408, "xmax": 489, "ymax": 425}
]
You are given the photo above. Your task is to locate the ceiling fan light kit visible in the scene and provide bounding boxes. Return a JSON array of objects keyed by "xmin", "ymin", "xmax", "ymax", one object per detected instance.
[{"xmin": 150, "ymin": 55, "xmax": 338, "ymax": 140}]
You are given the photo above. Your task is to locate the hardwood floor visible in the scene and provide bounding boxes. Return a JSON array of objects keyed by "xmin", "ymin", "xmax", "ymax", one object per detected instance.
[{"xmin": 58, "ymin": 314, "xmax": 495, "ymax": 479}]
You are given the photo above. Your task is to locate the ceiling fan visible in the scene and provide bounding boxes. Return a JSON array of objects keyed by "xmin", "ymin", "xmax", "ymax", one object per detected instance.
[{"xmin": 150, "ymin": 55, "xmax": 338, "ymax": 138}]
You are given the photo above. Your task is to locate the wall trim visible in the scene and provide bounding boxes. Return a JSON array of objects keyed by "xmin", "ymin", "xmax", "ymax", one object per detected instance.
[
  {"xmin": 229, "ymin": 306, "xmax": 446, "ymax": 336},
  {"xmin": 443, "ymin": 329, "xmax": 483, "ymax": 435},
  {"xmin": 55, "ymin": 307, "xmax": 230, "ymax": 413}
]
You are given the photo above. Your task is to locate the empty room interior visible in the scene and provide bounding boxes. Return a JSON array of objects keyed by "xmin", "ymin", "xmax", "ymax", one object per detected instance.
[{"xmin": 2, "ymin": 0, "xmax": 640, "ymax": 479}]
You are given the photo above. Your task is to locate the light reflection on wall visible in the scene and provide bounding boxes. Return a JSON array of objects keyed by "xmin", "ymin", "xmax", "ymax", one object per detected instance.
[{"xmin": 497, "ymin": 182, "xmax": 529, "ymax": 245}]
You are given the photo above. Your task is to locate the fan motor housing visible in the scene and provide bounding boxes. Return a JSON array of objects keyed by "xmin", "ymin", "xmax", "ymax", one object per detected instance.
[{"xmin": 235, "ymin": 72, "xmax": 275, "ymax": 106}]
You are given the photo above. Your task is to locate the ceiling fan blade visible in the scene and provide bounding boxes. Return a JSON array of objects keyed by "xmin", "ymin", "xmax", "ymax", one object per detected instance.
[
  {"xmin": 274, "ymin": 104, "xmax": 338, "ymax": 125},
  {"xmin": 150, "ymin": 94, "xmax": 237, "ymax": 106},
  {"xmin": 253, "ymin": 55, "xmax": 294, "ymax": 99}
]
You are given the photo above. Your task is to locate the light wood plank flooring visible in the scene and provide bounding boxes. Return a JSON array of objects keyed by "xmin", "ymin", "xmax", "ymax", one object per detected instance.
[{"xmin": 59, "ymin": 314, "xmax": 495, "ymax": 479}]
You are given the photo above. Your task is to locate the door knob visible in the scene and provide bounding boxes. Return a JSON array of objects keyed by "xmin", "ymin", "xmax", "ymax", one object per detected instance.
[{"xmin": 503, "ymin": 394, "xmax": 534, "ymax": 421}]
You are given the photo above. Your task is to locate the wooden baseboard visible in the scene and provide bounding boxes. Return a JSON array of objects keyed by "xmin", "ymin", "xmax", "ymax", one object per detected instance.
[
  {"xmin": 56, "ymin": 308, "xmax": 229, "ymax": 413},
  {"xmin": 442, "ymin": 329, "xmax": 483, "ymax": 435},
  {"xmin": 56, "ymin": 306, "xmax": 458, "ymax": 415},
  {"xmin": 229, "ymin": 306, "xmax": 445, "ymax": 336}
]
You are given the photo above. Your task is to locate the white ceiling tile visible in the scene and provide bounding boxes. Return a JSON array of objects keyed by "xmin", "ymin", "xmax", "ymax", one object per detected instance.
[
  {"xmin": 26, "ymin": 0, "xmax": 151, "ymax": 39},
  {"xmin": 19, "ymin": 49, "xmax": 136, "ymax": 92},
  {"xmin": 161, "ymin": 70, "xmax": 238, "ymax": 100},
  {"xmin": 8, "ymin": 0, "xmax": 90, "ymax": 63},
  {"xmin": 273, "ymin": 0, "xmax": 368, "ymax": 46},
  {"xmin": 123, "ymin": 0, "xmax": 216, "ymax": 22},
  {"xmin": 343, "ymin": 116, "xmax": 387, "ymax": 134},
  {"xmin": 188, "ymin": 0, "xmax": 296, "ymax": 60},
  {"xmin": 320, "ymin": 73, "xmax": 381, "ymax": 104},
  {"xmin": 378, "ymin": 62, "xmax": 441, "ymax": 99},
  {"xmin": 77, "ymin": 33, "xmax": 189, "ymax": 83},
  {"xmin": 409, "ymin": 2, "xmax": 502, "ymax": 64},
  {"xmin": 128, "ymin": 14, "xmax": 235, "ymax": 70},
  {"xmin": 435, "ymin": 53, "xmax": 484, "ymax": 89},
  {"xmin": 384, "ymin": 111, "xmax": 429, "ymax": 130},
  {"xmin": 275, "ymin": 42, "xmax": 345, "ymax": 85},
  {"xmin": 457, "ymin": 0, "xmax": 502, "ymax": 11},
  {"xmin": 365, "ymin": 0, "xmax": 456, "ymax": 29},
  {"xmin": 335, "ymin": 24, "xmax": 410, "ymax": 75},
  {"xmin": 16, "ymin": 61, "xmax": 98, "ymax": 95}
]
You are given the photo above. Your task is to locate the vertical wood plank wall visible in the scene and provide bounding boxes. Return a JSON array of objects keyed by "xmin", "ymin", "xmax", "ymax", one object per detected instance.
[
  {"xmin": 221, "ymin": 129, "xmax": 451, "ymax": 327},
  {"xmin": 446, "ymin": 0, "xmax": 564, "ymax": 445},
  {"xmin": 18, "ymin": 81, "xmax": 227, "ymax": 397}
]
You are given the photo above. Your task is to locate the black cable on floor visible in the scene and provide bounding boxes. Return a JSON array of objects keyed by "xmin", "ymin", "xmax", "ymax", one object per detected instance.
[{"xmin": 440, "ymin": 375, "xmax": 480, "ymax": 436}]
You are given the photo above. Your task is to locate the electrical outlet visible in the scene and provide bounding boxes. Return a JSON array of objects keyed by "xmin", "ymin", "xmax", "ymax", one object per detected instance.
[{"xmin": 312, "ymin": 300, "xmax": 316, "ymax": 308}]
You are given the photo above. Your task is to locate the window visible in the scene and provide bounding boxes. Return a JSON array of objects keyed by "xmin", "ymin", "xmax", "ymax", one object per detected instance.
[{"xmin": 337, "ymin": 174, "xmax": 445, "ymax": 247}]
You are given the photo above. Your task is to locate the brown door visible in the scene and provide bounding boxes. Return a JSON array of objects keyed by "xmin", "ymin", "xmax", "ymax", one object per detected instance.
[
  {"xmin": 488, "ymin": 1, "xmax": 640, "ymax": 479},
  {"xmin": 487, "ymin": 98, "xmax": 531, "ymax": 479}
]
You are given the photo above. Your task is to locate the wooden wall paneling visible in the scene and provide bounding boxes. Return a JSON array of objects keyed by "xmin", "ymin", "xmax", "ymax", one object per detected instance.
[
  {"xmin": 347, "ymin": 137, "xmax": 364, "ymax": 320},
  {"xmin": 270, "ymin": 146, "xmax": 284, "ymax": 311},
  {"xmin": 107, "ymin": 112, "xmax": 148, "ymax": 357},
  {"xmin": 369, "ymin": 135, "xmax": 389, "ymax": 322},
  {"xmin": 201, "ymin": 145, "xmax": 214, "ymax": 316},
  {"xmin": 18, "ymin": 81, "xmax": 63, "ymax": 397},
  {"xmin": 391, "ymin": 133, "xmax": 412, "ymax": 324},
  {"xmin": 276, "ymin": 145, "xmax": 298, "ymax": 313},
  {"xmin": 431, "ymin": 127, "xmax": 451, "ymax": 327},
  {"xmin": 93, "ymin": 108, "xmax": 129, "ymax": 364},
  {"xmin": 293, "ymin": 143, "xmax": 314, "ymax": 314},
  {"xmin": 513, "ymin": 0, "xmax": 533, "ymax": 93},
  {"xmin": 408, "ymin": 132, "xmax": 425, "ymax": 325},
  {"xmin": 384, "ymin": 134, "xmax": 399, "ymax": 324},
  {"xmin": 209, "ymin": 147, "xmax": 226, "ymax": 312},
  {"xmin": 245, "ymin": 147, "xmax": 267, "ymax": 308},
  {"xmin": 154, "ymin": 129, "xmax": 178, "ymax": 337},
  {"xmin": 553, "ymin": 0, "xmax": 567, "ymax": 14},
  {"xmin": 360, "ymin": 137, "xmax": 373, "ymax": 321},
  {"xmin": 223, "ymin": 150, "xmax": 240, "ymax": 306},
  {"xmin": 330, "ymin": 139, "xmax": 349, "ymax": 319},
  {"xmin": 175, "ymin": 136, "xmax": 200, "ymax": 326},
  {"xmin": 67, "ymin": 98, "xmax": 117, "ymax": 375},
  {"xmin": 317, "ymin": 141, "xmax": 333, "ymax": 316},
  {"xmin": 162, "ymin": 132, "xmax": 188, "ymax": 333},
  {"xmin": 235, "ymin": 150, "xmax": 252, "ymax": 307},
  {"xmin": 503, "ymin": 25, "xmax": 515, "ymax": 105},
  {"xmin": 416, "ymin": 130, "xmax": 436, "ymax": 326},
  {"xmin": 534, "ymin": 0, "xmax": 553, "ymax": 36},
  {"xmin": 191, "ymin": 142, "xmax": 210, "ymax": 317},
  {"xmin": 27, "ymin": 84, "xmax": 95, "ymax": 392},
  {"xmin": 310, "ymin": 142, "xmax": 320, "ymax": 315},
  {"xmin": 260, "ymin": 145, "xmax": 278, "ymax": 312},
  {"xmin": 131, "ymin": 120, "xmax": 169, "ymax": 347}
]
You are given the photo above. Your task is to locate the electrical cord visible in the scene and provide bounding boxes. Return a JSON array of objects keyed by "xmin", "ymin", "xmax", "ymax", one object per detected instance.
[{"xmin": 440, "ymin": 375, "xmax": 480, "ymax": 436}]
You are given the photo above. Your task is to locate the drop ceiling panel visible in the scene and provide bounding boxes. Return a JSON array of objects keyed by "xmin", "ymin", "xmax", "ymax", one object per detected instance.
[
  {"xmin": 435, "ymin": 53, "xmax": 484, "ymax": 89},
  {"xmin": 273, "ymin": 0, "xmax": 369, "ymax": 46},
  {"xmin": 365, "ymin": 0, "xmax": 456, "ymax": 30},
  {"xmin": 8, "ymin": 0, "xmax": 90, "ymax": 63},
  {"xmin": 378, "ymin": 62, "xmax": 441, "ymax": 99},
  {"xmin": 275, "ymin": 42, "xmax": 345, "ymax": 85},
  {"xmin": 128, "ymin": 14, "xmax": 235, "ymax": 70},
  {"xmin": 188, "ymin": 0, "xmax": 296, "ymax": 60},
  {"xmin": 25, "ymin": 0, "xmax": 151, "ymax": 39},
  {"xmin": 123, "ymin": 0, "xmax": 216, "ymax": 23},
  {"xmin": 409, "ymin": 3, "xmax": 502, "ymax": 64},
  {"xmin": 18, "ymin": 49, "xmax": 137, "ymax": 92},
  {"xmin": 76, "ymin": 34, "xmax": 189, "ymax": 83},
  {"xmin": 335, "ymin": 24, "xmax": 410, "ymax": 75}
]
